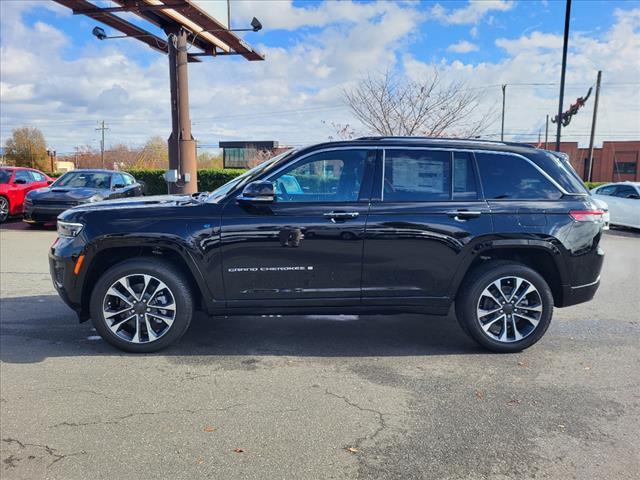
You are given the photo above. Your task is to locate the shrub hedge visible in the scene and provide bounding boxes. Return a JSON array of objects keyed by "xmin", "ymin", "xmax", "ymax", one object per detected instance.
[{"xmin": 46, "ymin": 168, "xmax": 245, "ymax": 195}]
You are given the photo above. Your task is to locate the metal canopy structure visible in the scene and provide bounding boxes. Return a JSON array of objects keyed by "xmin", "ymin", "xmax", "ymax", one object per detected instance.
[{"xmin": 53, "ymin": 0, "xmax": 265, "ymax": 193}]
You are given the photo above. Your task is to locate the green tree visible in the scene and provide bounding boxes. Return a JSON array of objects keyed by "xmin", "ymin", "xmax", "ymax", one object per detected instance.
[{"xmin": 4, "ymin": 126, "xmax": 48, "ymax": 169}]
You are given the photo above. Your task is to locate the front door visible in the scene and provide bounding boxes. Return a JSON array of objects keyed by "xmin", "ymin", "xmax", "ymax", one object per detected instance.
[
  {"xmin": 220, "ymin": 148, "xmax": 376, "ymax": 307},
  {"xmin": 362, "ymin": 148, "xmax": 492, "ymax": 312}
]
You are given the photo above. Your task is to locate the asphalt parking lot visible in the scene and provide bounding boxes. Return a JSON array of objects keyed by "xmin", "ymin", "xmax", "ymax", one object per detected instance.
[{"xmin": 1, "ymin": 219, "xmax": 639, "ymax": 480}]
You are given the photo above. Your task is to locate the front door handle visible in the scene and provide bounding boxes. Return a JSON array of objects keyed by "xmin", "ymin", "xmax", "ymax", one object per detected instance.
[
  {"xmin": 323, "ymin": 211, "xmax": 360, "ymax": 223},
  {"xmin": 446, "ymin": 210, "xmax": 482, "ymax": 221}
]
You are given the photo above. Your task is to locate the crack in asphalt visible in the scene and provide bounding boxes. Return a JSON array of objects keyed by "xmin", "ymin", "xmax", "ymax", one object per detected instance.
[
  {"xmin": 2, "ymin": 437, "xmax": 86, "ymax": 468},
  {"xmin": 50, "ymin": 403, "xmax": 247, "ymax": 429},
  {"xmin": 324, "ymin": 389, "xmax": 389, "ymax": 450}
]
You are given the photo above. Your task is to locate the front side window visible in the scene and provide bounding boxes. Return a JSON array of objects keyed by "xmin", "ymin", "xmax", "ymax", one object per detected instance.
[
  {"xmin": 476, "ymin": 152, "xmax": 562, "ymax": 200},
  {"xmin": 270, "ymin": 150, "xmax": 370, "ymax": 203},
  {"xmin": 123, "ymin": 174, "xmax": 135, "ymax": 186},
  {"xmin": 14, "ymin": 170, "xmax": 32, "ymax": 183},
  {"xmin": 383, "ymin": 150, "xmax": 451, "ymax": 201},
  {"xmin": 596, "ymin": 185, "xmax": 616, "ymax": 196}
]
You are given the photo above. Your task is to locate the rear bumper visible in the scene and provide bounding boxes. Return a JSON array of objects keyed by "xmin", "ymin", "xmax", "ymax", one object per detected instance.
[{"xmin": 559, "ymin": 277, "xmax": 600, "ymax": 307}]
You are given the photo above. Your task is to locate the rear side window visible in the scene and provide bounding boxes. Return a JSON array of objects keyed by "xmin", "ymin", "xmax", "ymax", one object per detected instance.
[
  {"xmin": 613, "ymin": 185, "xmax": 638, "ymax": 198},
  {"xmin": 476, "ymin": 152, "xmax": 562, "ymax": 200},
  {"xmin": 383, "ymin": 150, "xmax": 451, "ymax": 201}
]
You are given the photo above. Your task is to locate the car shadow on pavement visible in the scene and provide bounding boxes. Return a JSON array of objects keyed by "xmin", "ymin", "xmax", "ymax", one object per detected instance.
[
  {"xmin": 0, "ymin": 218, "xmax": 56, "ymax": 231},
  {"xmin": 0, "ymin": 295, "xmax": 483, "ymax": 363}
]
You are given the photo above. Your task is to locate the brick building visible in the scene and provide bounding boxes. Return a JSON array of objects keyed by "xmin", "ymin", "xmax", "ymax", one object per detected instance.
[{"xmin": 556, "ymin": 140, "xmax": 640, "ymax": 182}]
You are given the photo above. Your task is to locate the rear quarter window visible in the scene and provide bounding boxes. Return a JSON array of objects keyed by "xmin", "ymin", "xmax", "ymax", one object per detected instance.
[{"xmin": 476, "ymin": 152, "xmax": 562, "ymax": 200}]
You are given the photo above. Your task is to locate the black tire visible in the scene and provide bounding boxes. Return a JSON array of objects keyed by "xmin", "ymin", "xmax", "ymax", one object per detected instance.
[
  {"xmin": 90, "ymin": 259, "xmax": 194, "ymax": 353},
  {"xmin": 0, "ymin": 196, "xmax": 9, "ymax": 223},
  {"xmin": 455, "ymin": 262, "xmax": 553, "ymax": 353}
]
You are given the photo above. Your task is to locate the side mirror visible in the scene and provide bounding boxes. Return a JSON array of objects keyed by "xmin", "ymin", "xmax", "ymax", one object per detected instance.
[
  {"xmin": 627, "ymin": 193, "xmax": 640, "ymax": 199},
  {"xmin": 237, "ymin": 181, "xmax": 275, "ymax": 204},
  {"xmin": 14, "ymin": 178, "xmax": 27, "ymax": 184},
  {"xmin": 113, "ymin": 183, "xmax": 125, "ymax": 189},
  {"xmin": 47, "ymin": 180, "xmax": 54, "ymax": 185}
]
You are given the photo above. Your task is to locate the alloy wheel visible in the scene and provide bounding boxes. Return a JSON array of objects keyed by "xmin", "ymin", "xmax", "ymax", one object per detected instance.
[
  {"xmin": 102, "ymin": 274, "xmax": 176, "ymax": 344},
  {"xmin": 0, "ymin": 197, "xmax": 8, "ymax": 222},
  {"xmin": 476, "ymin": 276, "xmax": 543, "ymax": 343}
]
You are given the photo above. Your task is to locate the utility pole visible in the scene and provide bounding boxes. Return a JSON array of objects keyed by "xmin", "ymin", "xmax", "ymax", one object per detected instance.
[
  {"xmin": 555, "ymin": 0, "xmax": 572, "ymax": 151},
  {"xmin": 165, "ymin": 27, "xmax": 197, "ymax": 194},
  {"xmin": 545, "ymin": 115, "xmax": 549, "ymax": 149},
  {"xmin": 96, "ymin": 121, "xmax": 109, "ymax": 169},
  {"xmin": 586, "ymin": 70, "xmax": 602, "ymax": 182},
  {"xmin": 501, "ymin": 84, "xmax": 507, "ymax": 142}
]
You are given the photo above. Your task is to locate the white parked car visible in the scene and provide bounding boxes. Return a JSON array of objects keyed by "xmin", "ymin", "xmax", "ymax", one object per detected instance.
[
  {"xmin": 590, "ymin": 182, "xmax": 640, "ymax": 229},
  {"xmin": 591, "ymin": 198, "xmax": 610, "ymax": 230}
]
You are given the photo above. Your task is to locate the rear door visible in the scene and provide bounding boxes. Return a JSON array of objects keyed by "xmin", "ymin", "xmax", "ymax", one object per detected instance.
[
  {"xmin": 611, "ymin": 184, "xmax": 639, "ymax": 226},
  {"xmin": 220, "ymin": 148, "xmax": 376, "ymax": 307},
  {"xmin": 362, "ymin": 148, "xmax": 491, "ymax": 311}
]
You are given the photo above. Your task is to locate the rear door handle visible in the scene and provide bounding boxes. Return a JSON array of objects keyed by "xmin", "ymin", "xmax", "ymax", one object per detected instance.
[
  {"xmin": 446, "ymin": 210, "xmax": 482, "ymax": 221},
  {"xmin": 323, "ymin": 211, "xmax": 360, "ymax": 222}
]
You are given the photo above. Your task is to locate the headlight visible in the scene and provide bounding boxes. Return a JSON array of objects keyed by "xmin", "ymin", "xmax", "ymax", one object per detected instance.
[{"xmin": 57, "ymin": 220, "xmax": 84, "ymax": 237}]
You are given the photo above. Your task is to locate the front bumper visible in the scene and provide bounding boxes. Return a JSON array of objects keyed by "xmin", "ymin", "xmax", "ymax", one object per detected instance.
[
  {"xmin": 49, "ymin": 236, "xmax": 88, "ymax": 320},
  {"xmin": 24, "ymin": 204, "xmax": 67, "ymax": 223}
]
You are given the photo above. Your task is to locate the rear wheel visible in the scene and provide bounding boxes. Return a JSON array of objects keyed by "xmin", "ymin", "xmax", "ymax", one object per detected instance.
[
  {"xmin": 456, "ymin": 262, "xmax": 553, "ymax": 353},
  {"xmin": 90, "ymin": 259, "xmax": 194, "ymax": 353},
  {"xmin": 0, "ymin": 197, "xmax": 9, "ymax": 223}
]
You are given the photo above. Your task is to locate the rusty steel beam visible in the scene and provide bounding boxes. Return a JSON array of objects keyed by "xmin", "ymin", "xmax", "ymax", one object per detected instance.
[
  {"xmin": 159, "ymin": 0, "xmax": 265, "ymax": 61},
  {"xmin": 72, "ymin": 1, "xmax": 190, "ymax": 15},
  {"xmin": 110, "ymin": 0, "xmax": 220, "ymax": 55},
  {"xmin": 52, "ymin": 0, "xmax": 201, "ymax": 62}
]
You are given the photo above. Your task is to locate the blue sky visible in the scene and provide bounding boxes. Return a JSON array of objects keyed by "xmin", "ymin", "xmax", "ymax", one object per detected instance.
[{"xmin": 1, "ymin": 0, "xmax": 639, "ymax": 153}]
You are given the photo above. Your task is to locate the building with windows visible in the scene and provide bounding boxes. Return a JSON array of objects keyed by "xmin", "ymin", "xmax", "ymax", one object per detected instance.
[
  {"xmin": 219, "ymin": 141, "xmax": 289, "ymax": 169},
  {"xmin": 557, "ymin": 141, "xmax": 640, "ymax": 182}
]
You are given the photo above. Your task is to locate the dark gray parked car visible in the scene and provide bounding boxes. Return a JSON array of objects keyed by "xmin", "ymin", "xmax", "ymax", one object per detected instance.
[{"xmin": 24, "ymin": 169, "xmax": 143, "ymax": 225}]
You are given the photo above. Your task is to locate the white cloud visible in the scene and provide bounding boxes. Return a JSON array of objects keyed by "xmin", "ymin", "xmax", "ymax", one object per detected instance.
[
  {"xmin": 470, "ymin": 26, "xmax": 479, "ymax": 38},
  {"xmin": 0, "ymin": 1, "xmax": 638, "ymax": 153},
  {"xmin": 431, "ymin": 0, "xmax": 514, "ymax": 25},
  {"xmin": 447, "ymin": 40, "xmax": 479, "ymax": 53},
  {"xmin": 405, "ymin": 8, "xmax": 640, "ymax": 146}
]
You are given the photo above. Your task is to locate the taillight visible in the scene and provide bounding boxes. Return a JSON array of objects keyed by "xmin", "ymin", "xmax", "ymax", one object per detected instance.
[{"xmin": 569, "ymin": 209, "xmax": 604, "ymax": 222}]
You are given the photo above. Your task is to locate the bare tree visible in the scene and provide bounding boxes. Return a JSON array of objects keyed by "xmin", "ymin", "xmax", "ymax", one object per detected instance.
[{"xmin": 343, "ymin": 69, "xmax": 495, "ymax": 138}]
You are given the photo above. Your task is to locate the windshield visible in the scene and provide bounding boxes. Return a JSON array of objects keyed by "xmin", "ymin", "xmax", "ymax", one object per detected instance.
[
  {"xmin": 53, "ymin": 171, "xmax": 112, "ymax": 189},
  {"xmin": 0, "ymin": 169, "xmax": 13, "ymax": 184},
  {"xmin": 206, "ymin": 149, "xmax": 297, "ymax": 203}
]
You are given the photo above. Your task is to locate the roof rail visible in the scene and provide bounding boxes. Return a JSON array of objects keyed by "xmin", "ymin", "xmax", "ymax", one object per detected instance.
[{"xmin": 355, "ymin": 136, "xmax": 511, "ymax": 146}]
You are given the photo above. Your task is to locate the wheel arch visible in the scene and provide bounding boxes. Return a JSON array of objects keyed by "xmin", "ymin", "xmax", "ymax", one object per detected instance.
[
  {"xmin": 79, "ymin": 241, "xmax": 213, "ymax": 321},
  {"xmin": 451, "ymin": 242, "xmax": 567, "ymax": 307}
]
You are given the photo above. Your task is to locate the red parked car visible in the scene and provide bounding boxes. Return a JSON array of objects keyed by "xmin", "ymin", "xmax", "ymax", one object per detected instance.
[{"xmin": 0, "ymin": 167, "xmax": 53, "ymax": 223}]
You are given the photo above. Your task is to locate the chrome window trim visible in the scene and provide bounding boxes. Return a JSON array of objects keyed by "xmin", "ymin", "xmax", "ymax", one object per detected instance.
[
  {"xmin": 381, "ymin": 148, "xmax": 386, "ymax": 202},
  {"xmin": 262, "ymin": 146, "xmax": 380, "ymax": 184},
  {"xmin": 251, "ymin": 144, "xmax": 569, "ymax": 201},
  {"xmin": 380, "ymin": 146, "xmax": 570, "ymax": 196}
]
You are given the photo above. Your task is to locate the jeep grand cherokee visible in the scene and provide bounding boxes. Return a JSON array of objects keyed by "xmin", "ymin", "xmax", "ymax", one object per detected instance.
[{"xmin": 49, "ymin": 138, "xmax": 604, "ymax": 353}]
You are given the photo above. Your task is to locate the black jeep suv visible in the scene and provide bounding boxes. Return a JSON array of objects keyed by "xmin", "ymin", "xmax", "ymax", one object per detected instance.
[{"xmin": 49, "ymin": 138, "xmax": 604, "ymax": 353}]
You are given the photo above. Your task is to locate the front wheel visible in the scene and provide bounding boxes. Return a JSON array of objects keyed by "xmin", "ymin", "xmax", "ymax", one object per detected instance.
[
  {"xmin": 456, "ymin": 262, "xmax": 554, "ymax": 353},
  {"xmin": 90, "ymin": 259, "xmax": 194, "ymax": 353}
]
